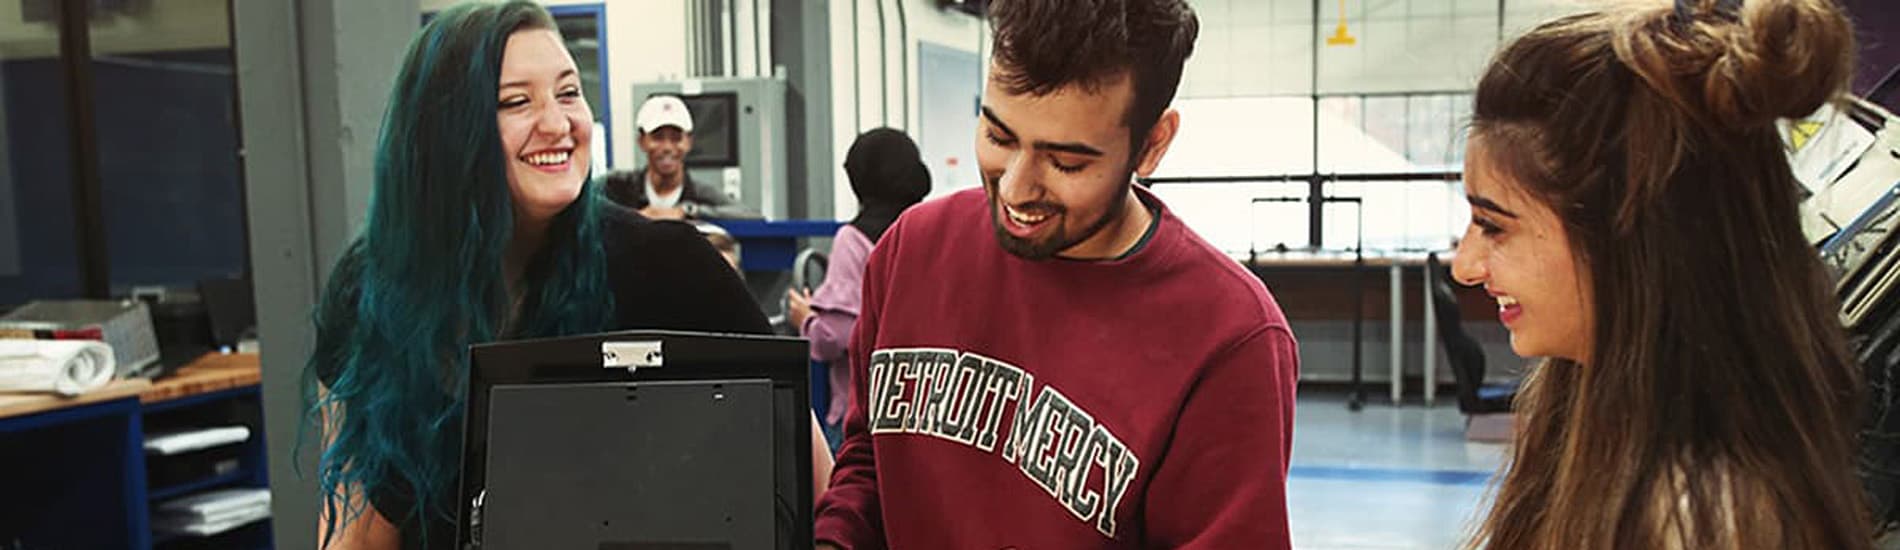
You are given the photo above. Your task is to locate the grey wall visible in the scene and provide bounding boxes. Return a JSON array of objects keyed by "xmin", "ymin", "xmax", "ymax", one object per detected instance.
[{"xmin": 916, "ymin": 41, "xmax": 980, "ymax": 202}]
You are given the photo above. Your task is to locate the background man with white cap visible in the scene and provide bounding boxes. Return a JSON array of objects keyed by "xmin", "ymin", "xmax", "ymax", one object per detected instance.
[{"xmin": 602, "ymin": 94, "xmax": 759, "ymax": 220}]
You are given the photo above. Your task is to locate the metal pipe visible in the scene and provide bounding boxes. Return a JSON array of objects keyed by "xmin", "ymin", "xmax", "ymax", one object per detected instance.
[
  {"xmin": 1308, "ymin": 0, "xmax": 1323, "ymax": 250},
  {"xmin": 725, "ymin": 0, "xmax": 737, "ymax": 76},
  {"xmin": 755, "ymin": 0, "xmax": 767, "ymax": 76},
  {"xmin": 875, "ymin": 0, "xmax": 889, "ymax": 126},
  {"xmin": 691, "ymin": 0, "xmax": 706, "ymax": 75},
  {"xmin": 852, "ymin": 0, "xmax": 862, "ymax": 132},
  {"xmin": 895, "ymin": 0, "xmax": 910, "ymax": 128},
  {"xmin": 1497, "ymin": 0, "xmax": 1507, "ymax": 41}
]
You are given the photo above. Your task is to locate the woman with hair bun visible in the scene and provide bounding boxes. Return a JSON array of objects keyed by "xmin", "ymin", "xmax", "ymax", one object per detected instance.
[{"xmin": 1452, "ymin": 0, "xmax": 1873, "ymax": 547}]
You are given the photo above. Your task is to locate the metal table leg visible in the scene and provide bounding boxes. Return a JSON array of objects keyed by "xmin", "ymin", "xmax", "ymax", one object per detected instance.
[
  {"xmin": 1422, "ymin": 263, "xmax": 1437, "ymax": 407},
  {"xmin": 1390, "ymin": 263, "xmax": 1403, "ymax": 406},
  {"xmin": 1349, "ymin": 259, "xmax": 1365, "ymax": 411}
]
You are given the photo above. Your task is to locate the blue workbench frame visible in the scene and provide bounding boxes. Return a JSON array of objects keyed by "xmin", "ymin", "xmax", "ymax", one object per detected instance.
[
  {"xmin": 713, "ymin": 219, "xmax": 844, "ymax": 271},
  {"xmin": 0, "ymin": 385, "xmax": 270, "ymax": 549}
]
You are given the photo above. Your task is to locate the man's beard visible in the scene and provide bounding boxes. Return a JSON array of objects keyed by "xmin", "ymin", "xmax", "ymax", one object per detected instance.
[{"xmin": 986, "ymin": 174, "xmax": 1131, "ymax": 260}]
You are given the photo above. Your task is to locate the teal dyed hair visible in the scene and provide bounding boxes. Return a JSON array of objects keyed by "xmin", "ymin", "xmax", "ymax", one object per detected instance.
[{"xmin": 302, "ymin": 2, "xmax": 614, "ymax": 545}]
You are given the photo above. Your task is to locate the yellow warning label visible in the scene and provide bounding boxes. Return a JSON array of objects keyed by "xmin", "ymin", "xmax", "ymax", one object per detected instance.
[{"xmin": 1790, "ymin": 120, "xmax": 1823, "ymax": 151}]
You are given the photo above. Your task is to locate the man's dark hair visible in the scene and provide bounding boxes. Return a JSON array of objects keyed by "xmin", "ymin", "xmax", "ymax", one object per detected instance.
[{"xmin": 988, "ymin": 0, "xmax": 1198, "ymax": 157}]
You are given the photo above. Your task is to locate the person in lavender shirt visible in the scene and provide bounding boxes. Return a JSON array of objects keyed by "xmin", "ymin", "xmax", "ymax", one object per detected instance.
[{"xmin": 788, "ymin": 128, "xmax": 932, "ymax": 442}]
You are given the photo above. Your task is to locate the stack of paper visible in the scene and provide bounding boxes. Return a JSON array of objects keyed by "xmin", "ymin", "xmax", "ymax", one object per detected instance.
[
  {"xmin": 154, "ymin": 487, "xmax": 271, "ymax": 537},
  {"xmin": 144, "ymin": 426, "xmax": 251, "ymax": 456}
]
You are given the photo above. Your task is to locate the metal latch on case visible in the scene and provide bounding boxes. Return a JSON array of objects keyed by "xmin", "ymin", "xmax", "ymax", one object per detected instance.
[
  {"xmin": 468, "ymin": 488, "xmax": 486, "ymax": 548},
  {"xmin": 602, "ymin": 341, "xmax": 664, "ymax": 374}
]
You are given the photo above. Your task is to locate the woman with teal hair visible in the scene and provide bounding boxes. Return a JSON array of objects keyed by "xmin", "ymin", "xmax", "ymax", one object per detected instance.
[{"xmin": 305, "ymin": 3, "xmax": 828, "ymax": 548}]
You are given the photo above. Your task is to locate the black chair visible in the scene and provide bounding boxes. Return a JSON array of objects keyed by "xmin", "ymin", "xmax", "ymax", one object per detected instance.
[
  {"xmin": 792, "ymin": 248, "xmax": 829, "ymax": 292},
  {"xmin": 1426, "ymin": 252, "xmax": 1515, "ymax": 414},
  {"xmin": 791, "ymin": 248, "xmax": 834, "ymax": 422}
]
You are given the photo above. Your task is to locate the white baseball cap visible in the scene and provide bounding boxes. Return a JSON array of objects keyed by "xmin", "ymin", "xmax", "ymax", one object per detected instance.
[{"xmin": 636, "ymin": 95, "xmax": 695, "ymax": 133}]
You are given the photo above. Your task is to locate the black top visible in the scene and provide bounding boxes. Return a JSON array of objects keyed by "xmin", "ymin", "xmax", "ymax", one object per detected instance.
[
  {"xmin": 322, "ymin": 206, "xmax": 771, "ymax": 549},
  {"xmin": 599, "ymin": 168, "xmax": 762, "ymax": 220},
  {"xmin": 596, "ymin": 206, "xmax": 771, "ymax": 335}
]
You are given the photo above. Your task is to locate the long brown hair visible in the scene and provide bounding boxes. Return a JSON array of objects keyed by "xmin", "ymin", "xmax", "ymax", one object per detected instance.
[{"xmin": 1468, "ymin": 0, "xmax": 1870, "ymax": 548}]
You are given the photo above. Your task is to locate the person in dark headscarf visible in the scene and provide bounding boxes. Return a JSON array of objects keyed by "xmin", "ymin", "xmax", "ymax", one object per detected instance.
[
  {"xmin": 788, "ymin": 127, "xmax": 932, "ymax": 434},
  {"xmin": 839, "ymin": 128, "xmax": 933, "ymax": 244}
]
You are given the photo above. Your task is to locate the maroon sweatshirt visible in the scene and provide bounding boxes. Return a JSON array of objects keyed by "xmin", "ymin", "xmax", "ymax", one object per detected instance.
[{"xmin": 815, "ymin": 188, "xmax": 1299, "ymax": 549}]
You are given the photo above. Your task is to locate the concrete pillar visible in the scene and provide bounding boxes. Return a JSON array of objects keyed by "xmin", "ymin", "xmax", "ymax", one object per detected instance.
[{"xmin": 232, "ymin": 0, "xmax": 416, "ymax": 547}]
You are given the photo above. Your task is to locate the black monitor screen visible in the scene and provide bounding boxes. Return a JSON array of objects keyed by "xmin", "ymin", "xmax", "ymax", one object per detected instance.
[
  {"xmin": 482, "ymin": 379, "xmax": 778, "ymax": 548},
  {"xmin": 680, "ymin": 92, "xmax": 739, "ymax": 168},
  {"xmin": 459, "ymin": 330, "xmax": 812, "ymax": 549}
]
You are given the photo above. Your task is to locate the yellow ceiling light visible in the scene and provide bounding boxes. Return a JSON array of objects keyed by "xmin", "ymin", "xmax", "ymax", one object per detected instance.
[{"xmin": 1327, "ymin": 0, "xmax": 1357, "ymax": 46}]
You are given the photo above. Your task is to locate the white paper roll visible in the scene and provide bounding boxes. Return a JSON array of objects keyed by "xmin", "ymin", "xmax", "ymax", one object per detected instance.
[{"xmin": 0, "ymin": 339, "xmax": 117, "ymax": 396}]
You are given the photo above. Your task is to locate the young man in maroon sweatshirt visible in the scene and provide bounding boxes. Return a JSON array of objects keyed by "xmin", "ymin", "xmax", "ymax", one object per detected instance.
[{"xmin": 814, "ymin": 0, "xmax": 1298, "ymax": 548}]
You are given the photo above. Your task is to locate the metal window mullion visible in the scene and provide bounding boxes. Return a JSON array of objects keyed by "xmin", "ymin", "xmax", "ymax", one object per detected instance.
[{"xmin": 59, "ymin": 0, "xmax": 107, "ymax": 298}]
